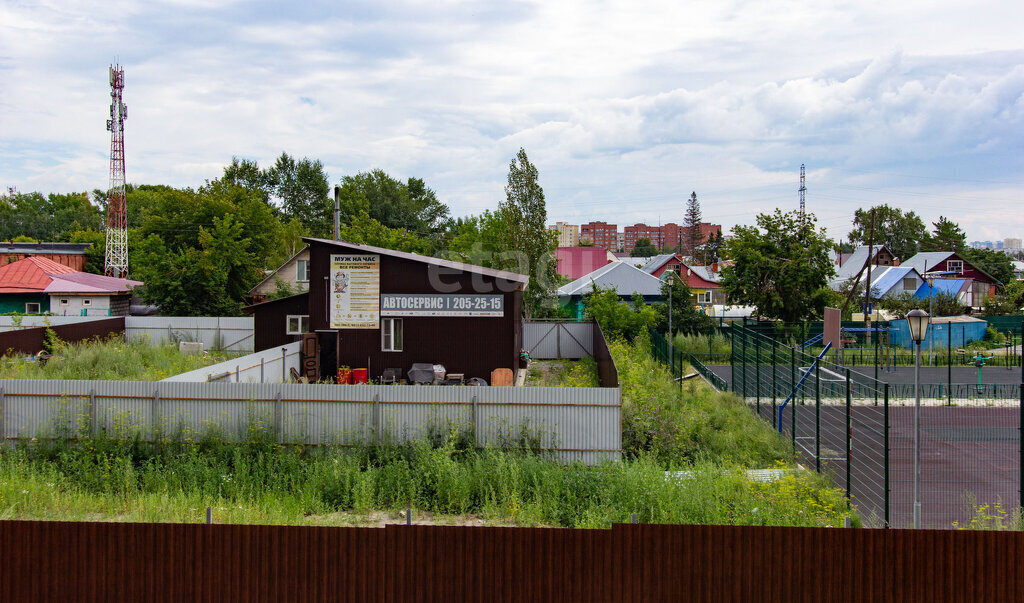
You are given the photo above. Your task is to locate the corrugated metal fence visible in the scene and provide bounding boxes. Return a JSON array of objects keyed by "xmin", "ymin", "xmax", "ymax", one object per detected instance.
[
  {"xmin": 162, "ymin": 342, "xmax": 301, "ymax": 383},
  {"xmin": 0, "ymin": 318, "xmax": 126, "ymax": 355},
  {"xmin": 524, "ymin": 321, "xmax": 594, "ymax": 359},
  {"xmin": 0, "ymin": 379, "xmax": 620, "ymax": 464},
  {"xmin": 2, "ymin": 520, "xmax": 1021, "ymax": 601},
  {"xmin": 125, "ymin": 316, "xmax": 254, "ymax": 352}
]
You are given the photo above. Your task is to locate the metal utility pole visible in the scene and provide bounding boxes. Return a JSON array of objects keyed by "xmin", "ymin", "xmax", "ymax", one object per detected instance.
[
  {"xmin": 104, "ymin": 64, "xmax": 129, "ymax": 278},
  {"xmin": 863, "ymin": 209, "xmax": 875, "ymax": 335},
  {"xmin": 799, "ymin": 164, "xmax": 806, "ymax": 216}
]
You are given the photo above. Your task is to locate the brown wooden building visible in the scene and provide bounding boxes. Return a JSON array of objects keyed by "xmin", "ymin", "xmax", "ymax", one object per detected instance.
[
  {"xmin": 0, "ymin": 242, "xmax": 91, "ymax": 271},
  {"xmin": 246, "ymin": 238, "xmax": 528, "ymax": 383}
]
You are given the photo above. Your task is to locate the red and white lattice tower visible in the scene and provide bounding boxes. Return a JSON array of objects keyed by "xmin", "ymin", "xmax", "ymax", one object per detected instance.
[{"xmin": 104, "ymin": 64, "xmax": 128, "ymax": 278}]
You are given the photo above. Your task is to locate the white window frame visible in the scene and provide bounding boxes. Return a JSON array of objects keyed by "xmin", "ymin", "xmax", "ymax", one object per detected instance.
[
  {"xmin": 947, "ymin": 260, "xmax": 964, "ymax": 274},
  {"xmin": 382, "ymin": 318, "xmax": 403, "ymax": 352},
  {"xmin": 696, "ymin": 290, "xmax": 713, "ymax": 304},
  {"xmin": 296, "ymin": 259, "xmax": 310, "ymax": 283},
  {"xmin": 25, "ymin": 302, "xmax": 40, "ymax": 313},
  {"xmin": 82, "ymin": 298, "xmax": 92, "ymax": 306},
  {"xmin": 59, "ymin": 298, "xmax": 70, "ymax": 306},
  {"xmin": 286, "ymin": 314, "xmax": 309, "ymax": 335}
]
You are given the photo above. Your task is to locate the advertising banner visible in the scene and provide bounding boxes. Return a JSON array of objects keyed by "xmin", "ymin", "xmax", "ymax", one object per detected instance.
[
  {"xmin": 329, "ymin": 254, "xmax": 380, "ymax": 328},
  {"xmin": 381, "ymin": 294, "xmax": 504, "ymax": 317}
]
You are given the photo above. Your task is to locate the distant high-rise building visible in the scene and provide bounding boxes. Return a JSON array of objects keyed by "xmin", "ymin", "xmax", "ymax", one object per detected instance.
[
  {"xmin": 622, "ymin": 222, "xmax": 721, "ymax": 254},
  {"xmin": 580, "ymin": 221, "xmax": 618, "ymax": 250},
  {"xmin": 547, "ymin": 221, "xmax": 580, "ymax": 247},
  {"xmin": 1005, "ymin": 238, "xmax": 1022, "ymax": 251}
]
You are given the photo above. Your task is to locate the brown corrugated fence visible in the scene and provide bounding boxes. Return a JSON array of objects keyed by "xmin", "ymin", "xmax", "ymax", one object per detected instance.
[
  {"xmin": 0, "ymin": 317, "xmax": 125, "ymax": 355},
  {"xmin": 2, "ymin": 520, "xmax": 1022, "ymax": 601}
]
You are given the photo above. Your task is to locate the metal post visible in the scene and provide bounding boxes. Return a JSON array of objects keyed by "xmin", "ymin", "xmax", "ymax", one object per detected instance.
[
  {"xmin": 1020, "ymin": 383, "xmax": 1023, "ymax": 511},
  {"xmin": 407, "ymin": 508, "xmax": 412, "ymax": 526},
  {"xmin": 771, "ymin": 339, "xmax": 777, "ymax": 430},
  {"xmin": 206, "ymin": 507, "xmax": 212, "ymax": 525},
  {"xmin": 374, "ymin": 394, "xmax": 381, "ymax": 443},
  {"xmin": 884, "ymin": 383, "xmax": 890, "ymax": 528},
  {"xmin": 741, "ymin": 330, "xmax": 748, "ymax": 398},
  {"xmin": 948, "ymin": 324, "xmax": 953, "ymax": 406},
  {"xmin": 914, "ymin": 340, "xmax": 922, "ymax": 529},
  {"xmin": 281, "ymin": 347, "xmax": 287, "ymax": 382},
  {"xmin": 845, "ymin": 369, "xmax": 852, "ymax": 501},
  {"xmin": 730, "ymin": 327, "xmax": 735, "ymax": 393},
  {"xmin": 791, "ymin": 347, "xmax": 797, "ymax": 450},
  {"xmin": 668, "ymin": 276, "xmax": 673, "ymax": 376},
  {"xmin": 756, "ymin": 342, "xmax": 761, "ymax": 416},
  {"xmin": 0, "ymin": 387, "xmax": 5, "ymax": 448},
  {"xmin": 815, "ymin": 361, "xmax": 821, "ymax": 473},
  {"xmin": 261, "ymin": 357, "xmax": 265, "ymax": 383},
  {"xmin": 630, "ymin": 513, "xmax": 637, "ymax": 524}
]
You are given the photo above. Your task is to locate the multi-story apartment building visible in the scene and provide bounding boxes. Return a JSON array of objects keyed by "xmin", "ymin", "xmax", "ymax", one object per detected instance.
[
  {"xmin": 580, "ymin": 221, "xmax": 618, "ymax": 250},
  {"xmin": 547, "ymin": 221, "xmax": 580, "ymax": 247},
  {"xmin": 1005, "ymin": 238, "xmax": 1023, "ymax": 251},
  {"xmin": 621, "ymin": 222, "xmax": 722, "ymax": 254}
]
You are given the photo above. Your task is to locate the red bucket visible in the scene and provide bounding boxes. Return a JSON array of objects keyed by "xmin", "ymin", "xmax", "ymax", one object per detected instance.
[
  {"xmin": 337, "ymin": 368, "xmax": 352, "ymax": 384},
  {"xmin": 352, "ymin": 368, "xmax": 369, "ymax": 384}
]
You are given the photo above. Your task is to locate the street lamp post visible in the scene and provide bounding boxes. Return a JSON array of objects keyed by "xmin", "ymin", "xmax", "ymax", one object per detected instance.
[
  {"xmin": 927, "ymin": 274, "xmax": 935, "ymax": 366},
  {"xmin": 907, "ymin": 308, "xmax": 930, "ymax": 529}
]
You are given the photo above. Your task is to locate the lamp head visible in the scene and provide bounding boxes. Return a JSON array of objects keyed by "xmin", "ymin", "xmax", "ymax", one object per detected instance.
[{"xmin": 906, "ymin": 309, "xmax": 930, "ymax": 343}]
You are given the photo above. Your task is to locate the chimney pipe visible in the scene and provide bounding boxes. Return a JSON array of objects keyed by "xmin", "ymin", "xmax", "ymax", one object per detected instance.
[{"xmin": 333, "ymin": 185, "xmax": 341, "ymax": 241}]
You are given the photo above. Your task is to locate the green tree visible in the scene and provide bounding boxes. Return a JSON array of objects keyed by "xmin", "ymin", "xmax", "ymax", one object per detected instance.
[
  {"xmin": 0, "ymin": 191, "xmax": 102, "ymax": 241},
  {"xmin": 683, "ymin": 191, "xmax": 702, "ymax": 259},
  {"xmin": 699, "ymin": 230, "xmax": 725, "ymax": 264},
  {"xmin": 630, "ymin": 238, "xmax": 658, "ymax": 257},
  {"xmin": 721, "ymin": 209, "xmax": 836, "ymax": 322},
  {"xmin": 848, "ymin": 205, "xmax": 928, "ymax": 262},
  {"xmin": 270, "ymin": 153, "xmax": 331, "ymax": 238},
  {"xmin": 498, "ymin": 148, "xmax": 558, "ymax": 318},
  {"xmin": 654, "ymin": 276, "xmax": 713, "ymax": 335},
  {"xmin": 67, "ymin": 228, "xmax": 106, "ymax": 274},
  {"xmin": 924, "ymin": 216, "xmax": 967, "ymax": 252},
  {"xmin": 982, "ymin": 279, "xmax": 1024, "ymax": 315},
  {"xmin": 444, "ymin": 211, "xmax": 505, "ymax": 268},
  {"xmin": 336, "ymin": 170, "xmax": 450, "ymax": 242},
  {"xmin": 964, "ymin": 247, "xmax": 1014, "ymax": 285},
  {"xmin": 582, "ymin": 286, "xmax": 658, "ymax": 341},
  {"xmin": 878, "ymin": 291, "xmax": 965, "ymax": 318}
]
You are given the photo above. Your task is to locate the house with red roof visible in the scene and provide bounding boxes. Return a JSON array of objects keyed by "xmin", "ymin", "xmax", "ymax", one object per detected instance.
[
  {"xmin": 554, "ymin": 246, "xmax": 617, "ymax": 280},
  {"xmin": 0, "ymin": 256, "xmax": 141, "ymax": 315}
]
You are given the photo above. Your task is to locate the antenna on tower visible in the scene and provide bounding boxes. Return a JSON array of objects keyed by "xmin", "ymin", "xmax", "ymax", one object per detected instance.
[
  {"xmin": 104, "ymin": 64, "xmax": 128, "ymax": 279},
  {"xmin": 798, "ymin": 164, "xmax": 806, "ymax": 217}
]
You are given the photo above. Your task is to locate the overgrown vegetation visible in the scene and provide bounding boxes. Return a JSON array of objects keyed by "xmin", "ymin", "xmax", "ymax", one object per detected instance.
[
  {"xmin": 0, "ymin": 423, "xmax": 850, "ymax": 528},
  {"xmin": 0, "ymin": 335, "xmax": 232, "ymax": 381},
  {"xmin": 613, "ymin": 330, "xmax": 791, "ymax": 467},
  {"xmin": 525, "ymin": 358, "xmax": 599, "ymax": 387}
]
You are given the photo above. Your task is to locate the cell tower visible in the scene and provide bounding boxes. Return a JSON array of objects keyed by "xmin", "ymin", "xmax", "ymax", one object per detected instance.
[
  {"xmin": 798, "ymin": 163, "xmax": 806, "ymax": 216},
  {"xmin": 104, "ymin": 64, "xmax": 128, "ymax": 278}
]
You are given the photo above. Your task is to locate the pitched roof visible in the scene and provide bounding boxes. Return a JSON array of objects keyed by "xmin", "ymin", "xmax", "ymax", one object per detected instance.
[
  {"xmin": 247, "ymin": 245, "xmax": 309, "ymax": 295},
  {"xmin": 0, "ymin": 256, "xmax": 140, "ymax": 294},
  {"xmin": 557, "ymin": 261, "xmax": 663, "ymax": 297},
  {"xmin": 901, "ymin": 252, "xmax": 955, "ymax": 275},
  {"xmin": 833, "ymin": 245, "xmax": 893, "ymax": 282},
  {"xmin": 868, "ymin": 266, "xmax": 918, "ymax": 297},
  {"xmin": 554, "ymin": 246, "xmax": 614, "ymax": 280},
  {"xmin": 640, "ymin": 254, "xmax": 677, "ymax": 274},
  {"xmin": 685, "ymin": 264, "xmax": 722, "ymax": 284},
  {"xmin": 913, "ymin": 278, "xmax": 969, "ymax": 299},
  {"xmin": 303, "ymin": 238, "xmax": 530, "ymax": 286}
]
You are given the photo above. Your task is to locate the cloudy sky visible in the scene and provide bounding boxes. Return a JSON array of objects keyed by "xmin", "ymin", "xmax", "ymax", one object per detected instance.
[{"xmin": 2, "ymin": 0, "xmax": 1022, "ymax": 242}]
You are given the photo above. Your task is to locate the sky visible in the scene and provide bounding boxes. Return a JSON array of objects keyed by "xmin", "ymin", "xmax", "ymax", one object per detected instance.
[{"xmin": 1, "ymin": 0, "xmax": 1023, "ymax": 243}]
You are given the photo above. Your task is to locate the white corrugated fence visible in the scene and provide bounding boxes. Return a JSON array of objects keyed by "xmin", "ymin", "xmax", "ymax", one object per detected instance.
[{"xmin": 0, "ymin": 379, "xmax": 621, "ymax": 465}]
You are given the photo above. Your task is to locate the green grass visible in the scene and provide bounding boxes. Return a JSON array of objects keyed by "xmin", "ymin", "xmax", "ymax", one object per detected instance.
[
  {"xmin": 0, "ymin": 330, "xmax": 855, "ymax": 529},
  {"xmin": 0, "ymin": 430, "xmax": 852, "ymax": 528},
  {"xmin": 525, "ymin": 358, "xmax": 599, "ymax": 387},
  {"xmin": 0, "ymin": 335, "xmax": 237, "ymax": 381},
  {"xmin": 614, "ymin": 330, "xmax": 793, "ymax": 468}
]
